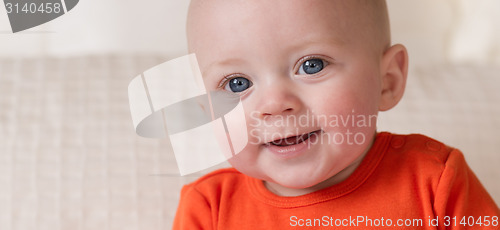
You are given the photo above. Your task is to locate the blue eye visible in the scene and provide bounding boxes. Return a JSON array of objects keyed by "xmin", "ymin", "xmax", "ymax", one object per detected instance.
[
  {"xmin": 224, "ymin": 77, "xmax": 252, "ymax": 93},
  {"xmin": 297, "ymin": 58, "xmax": 325, "ymax": 75}
]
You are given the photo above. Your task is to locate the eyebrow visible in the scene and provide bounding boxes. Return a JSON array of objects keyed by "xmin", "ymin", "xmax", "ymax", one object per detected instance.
[
  {"xmin": 201, "ymin": 58, "xmax": 246, "ymax": 78},
  {"xmin": 287, "ymin": 35, "xmax": 346, "ymax": 53}
]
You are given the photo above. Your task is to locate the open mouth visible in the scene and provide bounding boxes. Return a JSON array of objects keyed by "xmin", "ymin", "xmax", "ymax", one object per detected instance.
[{"xmin": 266, "ymin": 130, "xmax": 321, "ymax": 147}]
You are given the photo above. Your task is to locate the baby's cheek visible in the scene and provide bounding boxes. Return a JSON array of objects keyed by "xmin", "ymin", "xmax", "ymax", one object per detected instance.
[
  {"xmin": 319, "ymin": 96, "xmax": 378, "ymax": 148},
  {"xmin": 228, "ymin": 142, "xmax": 266, "ymax": 179},
  {"xmin": 228, "ymin": 114, "xmax": 263, "ymax": 158},
  {"xmin": 212, "ymin": 122, "xmax": 235, "ymax": 159},
  {"xmin": 211, "ymin": 115, "xmax": 254, "ymax": 160}
]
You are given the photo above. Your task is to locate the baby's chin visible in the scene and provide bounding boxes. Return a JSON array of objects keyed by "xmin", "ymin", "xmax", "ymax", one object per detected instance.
[
  {"xmin": 262, "ymin": 170, "xmax": 339, "ymax": 197},
  {"xmin": 229, "ymin": 159, "xmax": 335, "ymax": 192},
  {"xmin": 227, "ymin": 131, "xmax": 376, "ymax": 194}
]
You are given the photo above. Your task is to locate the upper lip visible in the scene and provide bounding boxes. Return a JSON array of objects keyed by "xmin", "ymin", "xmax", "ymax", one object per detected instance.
[{"xmin": 264, "ymin": 129, "xmax": 321, "ymax": 145}]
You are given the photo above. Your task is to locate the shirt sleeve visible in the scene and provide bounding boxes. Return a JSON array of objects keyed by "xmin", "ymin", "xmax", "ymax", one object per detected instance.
[
  {"xmin": 433, "ymin": 148, "xmax": 500, "ymax": 230},
  {"xmin": 173, "ymin": 184, "xmax": 213, "ymax": 230}
]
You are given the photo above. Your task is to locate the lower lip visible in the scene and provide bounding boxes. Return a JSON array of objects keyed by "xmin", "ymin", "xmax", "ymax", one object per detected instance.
[{"xmin": 264, "ymin": 130, "xmax": 321, "ymax": 159}]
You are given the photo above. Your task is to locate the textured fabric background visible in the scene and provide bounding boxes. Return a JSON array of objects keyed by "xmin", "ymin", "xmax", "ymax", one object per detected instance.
[{"xmin": 0, "ymin": 56, "xmax": 200, "ymax": 230}]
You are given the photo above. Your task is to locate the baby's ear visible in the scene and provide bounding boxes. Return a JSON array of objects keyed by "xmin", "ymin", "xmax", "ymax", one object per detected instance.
[{"xmin": 378, "ymin": 44, "xmax": 409, "ymax": 111}]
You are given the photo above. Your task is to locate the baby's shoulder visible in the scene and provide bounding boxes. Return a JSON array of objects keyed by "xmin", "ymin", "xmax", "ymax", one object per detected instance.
[{"xmin": 386, "ymin": 133, "xmax": 461, "ymax": 166}]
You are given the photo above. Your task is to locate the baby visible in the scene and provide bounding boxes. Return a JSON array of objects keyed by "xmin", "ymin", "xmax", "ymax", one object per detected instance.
[{"xmin": 174, "ymin": 0, "xmax": 500, "ymax": 229}]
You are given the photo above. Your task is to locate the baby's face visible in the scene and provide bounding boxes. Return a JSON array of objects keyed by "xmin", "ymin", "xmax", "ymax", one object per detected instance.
[{"xmin": 188, "ymin": 0, "xmax": 387, "ymax": 193}]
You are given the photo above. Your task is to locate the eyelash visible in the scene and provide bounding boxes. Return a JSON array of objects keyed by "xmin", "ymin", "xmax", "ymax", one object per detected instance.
[
  {"xmin": 217, "ymin": 73, "xmax": 245, "ymax": 89},
  {"xmin": 295, "ymin": 55, "xmax": 329, "ymax": 74}
]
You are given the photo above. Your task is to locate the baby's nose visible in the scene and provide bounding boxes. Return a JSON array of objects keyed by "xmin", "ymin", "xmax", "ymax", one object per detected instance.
[{"xmin": 255, "ymin": 82, "xmax": 303, "ymax": 119}]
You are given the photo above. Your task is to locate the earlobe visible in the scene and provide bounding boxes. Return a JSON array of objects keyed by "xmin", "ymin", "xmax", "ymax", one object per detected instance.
[{"xmin": 378, "ymin": 44, "xmax": 409, "ymax": 111}]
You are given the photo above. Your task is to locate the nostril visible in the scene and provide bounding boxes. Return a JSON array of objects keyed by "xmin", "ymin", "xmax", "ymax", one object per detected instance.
[
  {"xmin": 283, "ymin": 108, "xmax": 294, "ymax": 114},
  {"xmin": 262, "ymin": 108, "xmax": 293, "ymax": 117}
]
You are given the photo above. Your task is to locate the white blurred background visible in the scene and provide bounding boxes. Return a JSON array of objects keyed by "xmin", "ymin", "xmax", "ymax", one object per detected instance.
[
  {"xmin": 0, "ymin": 0, "xmax": 499, "ymax": 229},
  {"xmin": 1, "ymin": 0, "xmax": 500, "ymax": 65}
]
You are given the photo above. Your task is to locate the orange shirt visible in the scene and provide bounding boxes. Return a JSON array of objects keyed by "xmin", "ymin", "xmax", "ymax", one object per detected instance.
[{"xmin": 173, "ymin": 132, "xmax": 500, "ymax": 229}]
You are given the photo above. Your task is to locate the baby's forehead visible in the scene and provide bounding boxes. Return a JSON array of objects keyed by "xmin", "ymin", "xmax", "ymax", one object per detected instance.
[
  {"xmin": 188, "ymin": 0, "xmax": 385, "ymax": 21},
  {"xmin": 187, "ymin": 0, "xmax": 390, "ymax": 69},
  {"xmin": 187, "ymin": 0, "xmax": 388, "ymax": 42}
]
